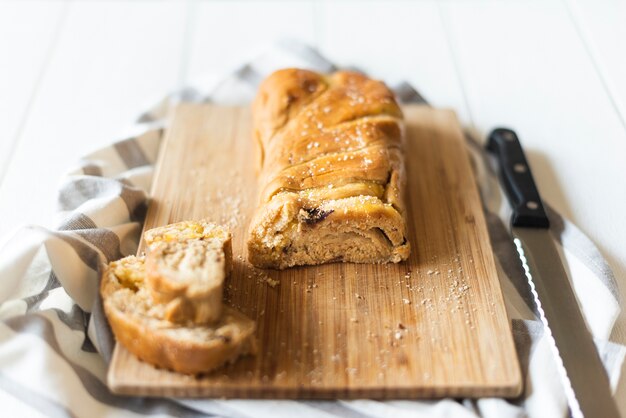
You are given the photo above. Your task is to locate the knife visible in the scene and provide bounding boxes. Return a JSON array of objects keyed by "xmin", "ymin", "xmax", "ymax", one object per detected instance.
[{"xmin": 486, "ymin": 128, "xmax": 620, "ymax": 418}]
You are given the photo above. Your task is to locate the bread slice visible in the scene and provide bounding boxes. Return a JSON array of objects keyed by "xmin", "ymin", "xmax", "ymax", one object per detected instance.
[
  {"xmin": 144, "ymin": 220, "xmax": 232, "ymax": 271},
  {"xmin": 248, "ymin": 194, "xmax": 409, "ymax": 269},
  {"xmin": 143, "ymin": 221, "xmax": 232, "ymax": 324},
  {"xmin": 101, "ymin": 255, "xmax": 256, "ymax": 375}
]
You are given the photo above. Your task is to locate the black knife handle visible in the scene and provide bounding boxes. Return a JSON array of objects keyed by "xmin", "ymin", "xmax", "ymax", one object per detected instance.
[{"xmin": 486, "ymin": 128, "xmax": 550, "ymax": 228}]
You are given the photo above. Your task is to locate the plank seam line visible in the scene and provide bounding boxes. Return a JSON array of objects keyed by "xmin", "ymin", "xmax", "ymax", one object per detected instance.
[
  {"xmin": 0, "ymin": 1, "xmax": 72, "ymax": 187},
  {"xmin": 178, "ymin": 0, "xmax": 197, "ymax": 89},
  {"xmin": 564, "ymin": 0, "xmax": 626, "ymax": 133},
  {"xmin": 437, "ymin": 2, "xmax": 476, "ymax": 131}
]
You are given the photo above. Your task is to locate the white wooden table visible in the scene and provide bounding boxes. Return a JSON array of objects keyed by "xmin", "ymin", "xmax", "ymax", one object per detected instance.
[{"xmin": 1, "ymin": 0, "xmax": 625, "ymax": 412}]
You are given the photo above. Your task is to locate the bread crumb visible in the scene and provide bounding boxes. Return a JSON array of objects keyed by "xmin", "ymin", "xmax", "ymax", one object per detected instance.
[
  {"xmin": 350, "ymin": 317, "xmax": 358, "ymax": 323},
  {"xmin": 345, "ymin": 367, "xmax": 358, "ymax": 376},
  {"xmin": 265, "ymin": 277, "xmax": 279, "ymax": 288}
]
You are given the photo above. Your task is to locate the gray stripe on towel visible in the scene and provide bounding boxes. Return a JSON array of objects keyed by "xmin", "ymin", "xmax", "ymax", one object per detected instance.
[
  {"xmin": 234, "ymin": 64, "xmax": 264, "ymax": 87},
  {"xmin": 5, "ymin": 314, "xmax": 212, "ymax": 418},
  {"xmin": 117, "ymin": 181, "xmax": 149, "ymax": 222},
  {"xmin": 24, "ymin": 271, "xmax": 62, "ymax": 310},
  {"xmin": 113, "ymin": 138, "xmax": 150, "ymax": 169},
  {"xmin": 393, "ymin": 81, "xmax": 427, "ymax": 105},
  {"xmin": 71, "ymin": 228, "xmax": 123, "ymax": 263},
  {"xmin": 80, "ymin": 162, "xmax": 103, "ymax": 177},
  {"xmin": 57, "ymin": 177, "xmax": 124, "ymax": 211},
  {"xmin": 58, "ymin": 213, "xmax": 97, "ymax": 231},
  {"xmin": 48, "ymin": 231, "xmax": 101, "ymax": 270},
  {"xmin": 57, "ymin": 177, "xmax": 147, "ymax": 222}
]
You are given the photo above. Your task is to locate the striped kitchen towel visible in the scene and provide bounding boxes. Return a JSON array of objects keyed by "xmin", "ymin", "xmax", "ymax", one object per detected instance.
[{"xmin": 0, "ymin": 40, "xmax": 623, "ymax": 418}]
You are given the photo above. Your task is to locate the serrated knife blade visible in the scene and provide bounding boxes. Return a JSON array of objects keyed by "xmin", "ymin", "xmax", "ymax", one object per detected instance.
[{"xmin": 487, "ymin": 128, "xmax": 619, "ymax": 418}]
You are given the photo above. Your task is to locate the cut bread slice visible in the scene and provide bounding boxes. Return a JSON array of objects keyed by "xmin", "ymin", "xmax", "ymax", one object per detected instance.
[
  {"xmin": 248, "ymin": 194, "xmax": 409, "ymax": 269},
  {"xmin": 101, "ymin": 256, "xmax": 256, "ymax": 375},
  {"xmin": 143, "ymin": 221, "xmax": 232, "ymax": 324},
  {"xmin": 145, "ymin": 240, "xmax": 226, "ymax": 323},
  {"xmin": 144, "ymin": 220, "xmax": 232, "ymax": 272}
]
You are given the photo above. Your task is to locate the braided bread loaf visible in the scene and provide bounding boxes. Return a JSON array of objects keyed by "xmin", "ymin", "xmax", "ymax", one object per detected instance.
[{"xmin": 247, "ymin": 69, "xmax": 410, "ymax": 269}]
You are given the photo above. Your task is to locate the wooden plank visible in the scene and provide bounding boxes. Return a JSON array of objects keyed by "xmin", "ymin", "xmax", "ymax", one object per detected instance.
[
  {"xmin": 108, "ymin": 104, "xmax": 521, "ymax": 398},
  {"xmin": 0, "ymin": 1, "xmax": 68, "ymax": 185},
  {"xmin": 440, "ymin": 0, "xmax": 626, "ymax": 340},
  {"xmin": 570, "ymin": 0, "xmax": 626, "ymax": 128},
  {"xmin": 0, "ymin": 1, "xmax": 187, "ymax": 238},
  {"xmin": 186, "ymin": 0, "xmax": 317, "ymax": 89}
]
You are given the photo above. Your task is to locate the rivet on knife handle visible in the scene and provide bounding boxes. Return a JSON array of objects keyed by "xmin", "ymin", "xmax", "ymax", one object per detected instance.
[{"xmin": 487, "ymin": 128, "xmax": 550, "ymax": 228}]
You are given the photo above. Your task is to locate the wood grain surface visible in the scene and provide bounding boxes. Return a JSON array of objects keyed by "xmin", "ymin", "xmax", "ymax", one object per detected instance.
[{"xmin": 107, "ymin": 104, "xmax": 522, "ymax": 399}]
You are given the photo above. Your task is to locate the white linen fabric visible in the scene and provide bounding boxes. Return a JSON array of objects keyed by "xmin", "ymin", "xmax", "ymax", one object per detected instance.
[{"xmin": 0, "ymin": 40, "xmax": 623, "ymax": 418}]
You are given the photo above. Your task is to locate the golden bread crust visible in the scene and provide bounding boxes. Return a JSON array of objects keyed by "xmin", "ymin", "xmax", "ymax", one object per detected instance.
[
  {"xmin": 101, "ymin": 256, "xmax": 256, "ymax": 375},
  {"xmin": 247, "ymin": 69, "xmax": 410, "ymax": 269}
]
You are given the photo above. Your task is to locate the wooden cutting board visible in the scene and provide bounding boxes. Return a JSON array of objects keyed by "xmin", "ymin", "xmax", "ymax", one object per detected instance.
[{"xmin": 107, "ymin": 104, "xmax": 522, "ymax": 399}]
